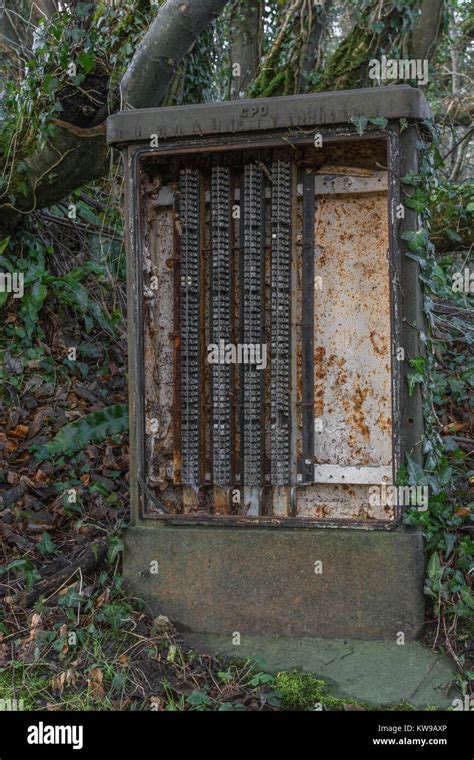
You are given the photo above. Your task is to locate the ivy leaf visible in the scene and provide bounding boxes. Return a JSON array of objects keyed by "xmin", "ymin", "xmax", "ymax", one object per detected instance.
[
  {"xmin": 401, "ymin": 170, "xmax": 422, "ymax": 186},
  {"xmin": 76, "ymin": 3, "xmax": 94, "ymax": 17},
  {"xmin": 107, "ymin": 536, "xmax": 124, "ymax": 565},
  {"xmin": 368, "ymin": 116, "xmax": 388, "ymax": 128},
  {"xmin": 446, "ymin": 229, "xmax": 462, "ymax": 243},
  {"xmin": 37, "ymin": 532, "xmax": 57, "ymax": 556},
  {"xmin": 78, "ymin": 51, "xmax": 95, "ymax": 73},
  {"xmin": 460, "ymin": 587, "xmax": 474, "ymax": 610},
  {"xmin": 409, "ymin": 356, "xmax": 427, "ymax": 374},
  {"xmin": 406, "ymin": 452, "xmax": 425, "ymax": 485},
  {"xmin": 350, "ymin": 116, "xmax": 368, "ymax": 136},
  {"xmin": 426, "ymin": 552, "xmax": 443, "ymax": 587},
  {"xmin": 444, "ymin": 532, "xmax": 457, "ymax": 560},
  {"xmin": 404, "ymin": 188, "xmax": 429, "ymax": 212},
  {"xmin": 187, "ymin": 690, "xmax": 213, "ymax": 708},
  {"xmin": 401, "ymin": 229, "xmax": 429, "ymax": 253}
]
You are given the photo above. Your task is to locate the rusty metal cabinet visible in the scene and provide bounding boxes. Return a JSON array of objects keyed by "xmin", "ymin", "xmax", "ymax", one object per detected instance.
[{"xmin": 107, "ymin": 86, "xmax": 430, "ymax": 639}]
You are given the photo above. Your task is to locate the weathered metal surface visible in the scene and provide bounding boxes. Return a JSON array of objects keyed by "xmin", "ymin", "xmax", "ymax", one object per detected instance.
[
  {"xmin": 179, "ymin": 168, "xmax": 201, "ymax": 486},
  {"xmin": 301, "ymin": 170, "xmax": 315, "ymax": 483},
  {"xmin": 297, "ymin": 482, "xmax": 394, "ymax": 520},
  {"xmin": 156, "ymin": 172, "xmax": 388, "ymax": 206},
  {"xmin": 270, "ymin": 160, "xmax": 292, "ymax": 487},
  {"xmin": 312, "ymin": 465, "xmax": 392, "ymax": 484},
  {"xmin": 124, "ymin": 126, "xmax": 421, "ymax": 526},
  {"xmin": 143, "ymin": 199, "xmax": 175, "ymax": 490},
  {"xmin": 113, "ymin": 96, "xmax": 428, "ymax": 646},
  {"xmin": 210, "ymin": 166, "xmax": 232, "ymax": 486},
  {"xmin": 240, "ymin": 163, "xmax": 265, "ymax": 515},
  {"xmin": 107, "ymin": 86, "xmax": 431, "ymax": 146},
  {"xmin": 312, "ymin": 192, "xmax": 392, "ymax": 470}
]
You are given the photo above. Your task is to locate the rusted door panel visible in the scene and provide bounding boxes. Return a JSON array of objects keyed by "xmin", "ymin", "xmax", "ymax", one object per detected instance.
[
  {"xmin": 296, "ymin": 483, "xmax": 393, "ymax": 520},
  {"xmin": 143, "ymin": 204, "xmax": 175, "ymax": 491},
  {"xmin": 313, "ymin": 192, "xmax": 392, "ymax": 468}
]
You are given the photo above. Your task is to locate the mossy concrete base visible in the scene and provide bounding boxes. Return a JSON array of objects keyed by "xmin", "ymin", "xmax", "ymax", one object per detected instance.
[
  {"xmin": 182, "ymin": 634, "xmax": 458, "ymax": 709},
  {"xmin": 124, "ymin": 524, "xmax": 425, "ymax": 639}
]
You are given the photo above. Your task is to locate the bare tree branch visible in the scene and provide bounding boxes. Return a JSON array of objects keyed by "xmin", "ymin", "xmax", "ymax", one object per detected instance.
[
  {"xmin": 0, "ymin": 0, "xmax": 230, "ymax": 220},
  {"xmin": 120, "ymin": 0, "xmax": 230, "ymax": 109}
]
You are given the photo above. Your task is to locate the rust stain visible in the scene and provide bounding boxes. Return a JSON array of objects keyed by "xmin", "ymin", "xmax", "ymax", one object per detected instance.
[
  {"xmin": 350, "ymin": 385, "xmax": 370, "ymax": 441},
  {"xmin": 314, "ymin": 345, "xmax": 326, "ymax": 378},
  {"xmin": 315, "ymin": 387, "xmax": 324, "ymax": 417},
  {"xmin": 370, "ymin": 330, "xmax": 387, "ymax": 356},
  {"xmin": 314, "ymin": 346, "xmax": 326, "ymax": 417},
  {"xmin": 376, "ymin": 412, "xmax": 391, "ymax": 433}
]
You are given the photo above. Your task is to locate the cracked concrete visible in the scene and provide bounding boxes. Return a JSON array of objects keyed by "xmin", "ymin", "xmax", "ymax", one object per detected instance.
[{"xmin": 182, "ymin": 634, "xmax": 459, "ymax": 709}]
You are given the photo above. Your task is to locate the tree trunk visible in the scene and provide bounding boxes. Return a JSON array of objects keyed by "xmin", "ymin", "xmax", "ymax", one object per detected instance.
[
  {"xmin": 0, "ymin": 0, "xmax": 231, "ymax": 222},
  {"xmin": 313, "ymin": 0, "xmax": 445, "ymax": 92},
  {"xmin": 228, "ymin": 0, "xmax": 263, "ymax": 99},
  {"xmin": 120, "ymin": 0, "xmax": 230, "ymax": 109},
  {"xmin": 409, "ymin": 0, "xmax": 444, "ymax": 63}
]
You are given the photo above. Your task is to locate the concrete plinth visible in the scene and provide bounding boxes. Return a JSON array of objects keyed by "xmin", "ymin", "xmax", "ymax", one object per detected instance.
[{"xmin": 123, "ymin": 524, "xmax": 425, "ymax": 640}]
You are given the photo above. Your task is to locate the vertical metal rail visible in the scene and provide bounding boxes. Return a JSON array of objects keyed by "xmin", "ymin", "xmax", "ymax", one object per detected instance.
[
  {"xmin": 179, "ymin": 168, "xmax": 200, "ymax": 486},
  {"xmin": 240, "ymin": 164, "xmax": 264, "ymax": 514},
  {"xmin": 211, "ymin": 166, "xmax": 232, "ymax": 487},
  {"xmin": 271, "ymin": 161, "xmax": 292, "ymax": 487},
  {"xmin": 172, "ymin": 190, "xmax": 182, "ymax": 491},
  {"xmin": 301, "ymin": 170, "xmax": 315, "ymax": 483}
]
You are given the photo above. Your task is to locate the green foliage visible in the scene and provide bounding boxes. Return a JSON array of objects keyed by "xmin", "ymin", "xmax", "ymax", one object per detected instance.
[
  {"xmin": 34, "ymin": 403, "xmax": 129, "ymax": 460},
  {"xmin": 0, "ymin": 1, "xmax": 156, "ymax": 210},
  {"xmin": 186, "ymin": 690, "xmax": 213, "ymax": 709},
  {"xmin": 429, "ymin": 181, "xmax": 474, "ymax": 253},
  {"xmin": 401, "ymin": 128, "xmax": 473, "ymax": 648},
  {"xmin": 313, "ymin": 24, "xmax": 375, "ymax": 92},
  {"xmin": 275, "ymin": 671, "xmax": 367, "ymax": 711},
  {"xmin": 0, "ymin": 219, "xmax": 120, "ymax": 401},
  {"xmin": 350, "ymin": 115, "xmax": 388, "ymax": 136},
  {"xmin": 313, "ymin": 0, "xmax": 421, "ymax": 92},
  {"xmin": 276, "ymin": 671, "xmax": 327, "ymax": 709},
  {"xmin": 0, "ymin": 558, "xmax": 41, "ymax": 591},
  {"xmin": 37, "ymin": 532, "xmax": 58, "ymax": 556}
]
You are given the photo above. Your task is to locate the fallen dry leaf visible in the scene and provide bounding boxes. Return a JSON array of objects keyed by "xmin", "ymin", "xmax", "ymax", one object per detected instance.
[
  {"xmin": 88, "ymin": 667, "xmax": 105, "ymax": 699},
  {"xmin": 9, "ymin": 424, "xmax": 29, "ymax": 439}
]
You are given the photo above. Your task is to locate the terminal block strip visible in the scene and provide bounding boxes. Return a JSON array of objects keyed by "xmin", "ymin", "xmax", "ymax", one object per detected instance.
[
  {"xmin": 179, "ymin": 167, "xmax": 201, "ymax": 485},
  {"xmin": 240, "ymin": 163, "xmax": 265, "ymax": 493},
  {"xmin": 211, "ymin": 165, "xmax": 232, "ymax": 485},
  {"xmin": 270, "ymin": 161, "xmax": 292, "ymax": 486}
]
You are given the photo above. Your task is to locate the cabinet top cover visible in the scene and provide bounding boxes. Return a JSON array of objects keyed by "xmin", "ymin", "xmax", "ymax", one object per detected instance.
[{"xmin": 107, "ymin": 85, "xmax": 431, "ymax": 146}]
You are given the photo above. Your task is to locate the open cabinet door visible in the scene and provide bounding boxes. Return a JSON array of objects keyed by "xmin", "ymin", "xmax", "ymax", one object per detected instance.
[{"xmin": 297, "ymin": 187, "xmax": 394, "ymax": 521}]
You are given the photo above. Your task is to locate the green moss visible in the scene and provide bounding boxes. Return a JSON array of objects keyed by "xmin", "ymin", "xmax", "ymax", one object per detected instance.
[
  {"xmin": 0, "ymin": 665, "xmax": 49, "ymax": 711},
  {"xmin": 275, "ymin": 671, "xmax": 420, "ymax": 711},
  {"xmin": 276, "ymin": 671, "xmax": 362, "ymax": 711},
  {"xmin": 313, "ymin": 25, "xmax": 376, "ymax": 92}
]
